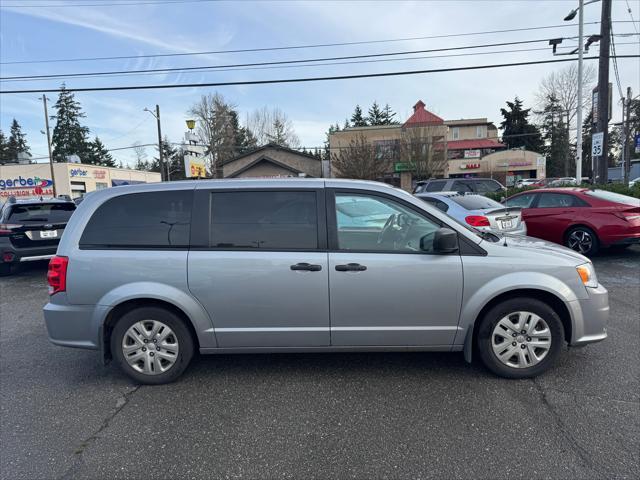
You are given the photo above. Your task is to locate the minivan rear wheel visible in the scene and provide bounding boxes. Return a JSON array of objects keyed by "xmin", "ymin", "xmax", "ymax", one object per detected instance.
[
  {"xmin": 111, "ymin": 307, "xmax": 194, "ymax": 385},
  {"xmin": 476, "ymin": 298, "xmax": 564, "ymax": 379}
]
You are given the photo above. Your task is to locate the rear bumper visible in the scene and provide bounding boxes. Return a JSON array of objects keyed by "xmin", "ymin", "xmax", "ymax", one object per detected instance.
[
  {"xmin": 43, "ymin": 294, "xmax": 104, "ymax": 350},
  {"xmin": 0, "ymin": 238, "xmax": 58, "ymax": 264},
  {"xmin": 568, "ymin": 283, "xmax": 609, "ymax": 346}
]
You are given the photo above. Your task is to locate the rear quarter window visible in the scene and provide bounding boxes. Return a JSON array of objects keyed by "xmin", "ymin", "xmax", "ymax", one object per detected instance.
[{"xmin": 80, "ymin": 190, "xmax": 193, "ymax": 248}]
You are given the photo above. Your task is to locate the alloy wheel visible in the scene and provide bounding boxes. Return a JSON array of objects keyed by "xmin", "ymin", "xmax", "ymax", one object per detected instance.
[
  {"xmin": 122, "ymin": 320, "xmax": 179, "ymax": 375},
  {"xmin": 567, "ymin": 230, "xmax": 593, "ymax": 254},
  {"xmin": 491, "ymin": 311, "xmax": 552, "ymax": 369}
]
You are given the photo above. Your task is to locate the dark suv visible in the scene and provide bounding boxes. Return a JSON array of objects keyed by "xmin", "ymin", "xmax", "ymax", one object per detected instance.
[
  {"xmin": 0, "ymin": 197, "xmax": 76, "ymax": 275},
  {"xmin": 413, "ymin": 178, "xmax": 504, "ymax": 194}
]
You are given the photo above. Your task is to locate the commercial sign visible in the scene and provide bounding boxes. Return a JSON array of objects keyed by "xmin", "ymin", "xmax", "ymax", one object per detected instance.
[
  {"xmin": 69, "ymin": 167, "xmax": 107, "ymax": 179},
  {"xmin": 185, "ymin": 156, "xmax": 207, "ymax": 178},
  {"xmin": 459, "ymin": 163, "xmax": 480, "ymax": 170},
  {"xmin": 592, "ymin": 132, "xmax": 604, "ymax": 157},
  {"xmin": 0, "ymin": 175, "xmax": 54, "ymax": 198},
  {"xmin": 463, "ymin": 149, "xmax": 481, "ymax": 159},
  {"xmin": 496, "ymin": 161, "xmax": 533, "ymax": 168},
  {"xmin": 394, "ymin": 162, "xmax": 414, "ymax": 172},
  {"xmin": 634, "ymin": 133, "xmax": 640, "ymax": 154}
]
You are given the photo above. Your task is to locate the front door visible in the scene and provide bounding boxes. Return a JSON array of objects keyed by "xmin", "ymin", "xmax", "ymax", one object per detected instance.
[
  {"xmin": 188, "ymin": 189, "xmax": 330, "ymax": 348},
  {"xmin": 327, "ymin": 190, "xmax": 463, "ymax": 347},
  {"xmin": 524, "ymin": 192, "xmax": 587, "ymax": 244}
]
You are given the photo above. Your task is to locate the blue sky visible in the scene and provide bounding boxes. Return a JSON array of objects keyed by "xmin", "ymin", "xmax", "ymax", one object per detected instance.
[{"xmin": 1, "ymin": 0, "xmax": 638, "ymax": 166}]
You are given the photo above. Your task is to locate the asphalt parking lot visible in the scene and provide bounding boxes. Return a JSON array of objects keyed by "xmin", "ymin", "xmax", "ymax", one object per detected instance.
[{"xmin": 1, "ymin": 248, "xmax": 638, "ymax": 480}]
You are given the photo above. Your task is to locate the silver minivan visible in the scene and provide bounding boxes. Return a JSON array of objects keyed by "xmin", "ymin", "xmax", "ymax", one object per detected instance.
[{"xmin": 44, "ymin": 179, "xmax": 608, "ymax": 384}]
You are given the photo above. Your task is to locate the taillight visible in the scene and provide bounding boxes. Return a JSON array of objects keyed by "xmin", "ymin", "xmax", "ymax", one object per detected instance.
[
  {"xmin": 465, "ymin": 215, "xmax": 491, "ymax": 227},
  {"xmin": 47, "ymin": 256, "xmax": 68, "ymax": 295},
  {"xmin": 614, "ymin": 209, "xmax": 640, "ymax": 222},
  {"xmin": 0, "ymin": 224, "xmax": 22, "ymax": 236}
]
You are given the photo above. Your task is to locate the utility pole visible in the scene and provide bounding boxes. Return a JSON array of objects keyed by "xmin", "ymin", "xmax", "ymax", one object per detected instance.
[
  {"xmin": 622, "ymin": 87, "xmax": 632, "ymax": 185},
  {"xmin": 575, "ymin": 0, "xmax": 584, "ymax": 183},
  {"xmin": 594, "ymin": 0, "xmax": 612, "ymax": 184},
  {"xmin": 145, "ymin": 105, "xmax": 166, "ymax": 181},
  {"xmin": 42, "ymin": 94, "xmax": 56, "ymax": 196}
]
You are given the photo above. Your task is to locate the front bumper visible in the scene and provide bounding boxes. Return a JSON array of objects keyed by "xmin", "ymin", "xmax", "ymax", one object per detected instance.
[{"xmin": 567, "ymin": 283, "xmax": 609, "ymax": 346}]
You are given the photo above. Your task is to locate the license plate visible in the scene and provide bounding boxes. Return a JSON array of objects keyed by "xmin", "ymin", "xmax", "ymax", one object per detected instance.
[
  {"xmin": 40, "ymin": 230, "xmax": 58, "ymax": 238},
  {"xmin": 499, "ymin": 219, "xmax": 514, "ymax": 230}
]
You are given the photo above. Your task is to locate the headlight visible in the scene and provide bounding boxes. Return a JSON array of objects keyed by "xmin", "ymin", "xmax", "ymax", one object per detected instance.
[{"xmin": 576, "ymin": 262, "xmax": 598, "ymax": 288}]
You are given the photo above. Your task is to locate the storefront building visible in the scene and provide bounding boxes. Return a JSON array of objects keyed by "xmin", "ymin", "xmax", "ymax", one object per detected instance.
[
  {"xmin": 0, "ymin": 162, "xmax": 160, "ymax": 201},
  {"xmin": 447, "ymin": 149, "xmax": 546, "ymax": 185}
]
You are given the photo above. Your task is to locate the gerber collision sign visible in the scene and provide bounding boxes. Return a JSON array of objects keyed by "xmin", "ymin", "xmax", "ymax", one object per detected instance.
[{"xmin": 0, "ymin": 175, "xmax": 54, "ymax": 198}]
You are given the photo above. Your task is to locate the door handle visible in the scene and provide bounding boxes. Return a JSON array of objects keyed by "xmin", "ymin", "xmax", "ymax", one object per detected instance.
[
  {"xmin": 335, "ymin": 263, "xmax": 367, "ymax": 272},
  {"xmin": 290, "ymin": 263, "xmax": 322, "ymax": 272}
]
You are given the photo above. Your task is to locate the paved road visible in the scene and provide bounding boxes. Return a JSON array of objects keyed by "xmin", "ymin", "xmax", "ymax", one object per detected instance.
[{"xmin": 1, "ymin": 248, "xmax": 638, "ymax": 480}]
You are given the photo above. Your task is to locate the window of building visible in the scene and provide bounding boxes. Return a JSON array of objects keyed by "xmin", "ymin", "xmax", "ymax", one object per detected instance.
[
  {"xmin": 374, "ymin": 140, "xmax": 400, "ymax": 161},
  {"xmin": 476, "ymin": 125, "xmax": 485, "ymax": 138},
  {"xmin": 95, "ymin": 182, "xmax": 108, "ymax": 190},
  {"xmin": 452, "ymin": 127, "xmax": 460, "ymax": 140},
  {"xmin": 210, "ymin": 191, "xmax": 318, "ymax": 249},
  {"xmin": 80, "ymin": 190, "xmax": 193, "ymax": 248},
  {"xmin": 70, "ymin": 181, "xmax": 86, "ymax": 199},
  {"xmin": 335, "ymin": 193, "xmax": 440, "ymax": 252}
]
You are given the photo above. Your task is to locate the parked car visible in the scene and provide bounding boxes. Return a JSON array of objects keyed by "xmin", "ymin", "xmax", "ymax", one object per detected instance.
[
  {"xmin": 0, "ymin": 196, "xmax": 76, "ymax": 276},
  {"xmin": 415, "ymin": 191, "xmax": 526, "ymax": 236},
  {"xmin": 505, "ymin": 188, "xmax": 640, "ymax": 255},
  {"xmin": 44, "ymin": 179, "xmax": 608, "ymax": 384},
  {"xmin": 515, "ymin": 178, "xmax": 539, "ymax": 188},
  {"xmin": 547, "ymin": 177, "xmax": 578, "ymax": 187},
  {"xmin": 413, "ymin": 177, "xmax": 504, "ymax": 194}
]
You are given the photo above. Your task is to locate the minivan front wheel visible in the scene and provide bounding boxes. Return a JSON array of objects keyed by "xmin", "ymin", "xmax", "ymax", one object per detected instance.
[
  {"xmin": 111, "ymin": 307, "xmax": 194, "ymax": 385},
  {"xmin": 477, "ymin": 298, "xmax": 564, "ymax": 379}
]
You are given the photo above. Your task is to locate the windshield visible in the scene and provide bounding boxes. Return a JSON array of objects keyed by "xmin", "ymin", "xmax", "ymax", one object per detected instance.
[
  {"xmin": 584, "ymin": 190, "xmax": 640, "ymax": 206},
  {"xmin": 449, "ymin": 195, "xmax": 503, "ymax": 210},
  {"xmin": 8, "ymin": 203, "xmax": 76, "ymax": 224}
]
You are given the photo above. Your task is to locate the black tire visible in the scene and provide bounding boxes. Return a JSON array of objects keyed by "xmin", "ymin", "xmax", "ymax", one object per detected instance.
[
  {"xmin": 0, "ymin": 263, "xmax": 14, "ymax": 277},
  {"xmin": 476, "ymin": 297, "xmax": 565, "ymax": 379},
  {"xmin": 564, "ymin": 225, "xmax": 599, "ymax": 256},
  {"xmin": 111, "ymin": 307, "xmax": 194, "ymax": 385}
]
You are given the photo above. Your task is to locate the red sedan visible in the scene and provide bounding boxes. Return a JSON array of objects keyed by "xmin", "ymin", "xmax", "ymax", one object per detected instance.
[{"xmin": 505, "ymin": 188, "xmax": 640, "ymax": 256}]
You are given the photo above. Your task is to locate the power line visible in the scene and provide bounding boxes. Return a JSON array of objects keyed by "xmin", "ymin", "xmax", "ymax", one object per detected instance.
[
  {"xmin": 0, "ymin": 0, "xmax": 219, "ymax": 7},
  {"xmin": 610, "ymin": 26, "xmax": 625, "ymax": 101},
  {"xmin": 624, "ymin": 0, "xmax": 639, "ymax": 35},
  {"xmin": 5, "ymin": 21, "xmax": 634, "ymax": 66},
  {"xmin": 2, "ymin": 54, "xmax": 638, "ymax": 95},
  {"xmin": 9, "ymin": 43, "xmax": 631, "ymax": 84},
  {"xmin": 0, "ymin": 36, "xmax": 589, "ymax": 81}
]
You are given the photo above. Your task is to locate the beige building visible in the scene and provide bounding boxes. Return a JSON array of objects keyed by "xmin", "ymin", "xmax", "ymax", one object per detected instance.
[
  {"xmin": 0, "ymin": 162, "xmax": 160, "ymax": 201},
  {"xmin": 222, "ymin": 143, "xmax": 322, "ymax": 178},
  {"xmin": 329, "ymin": 100, "xmax": 545, "ymax": 189}
]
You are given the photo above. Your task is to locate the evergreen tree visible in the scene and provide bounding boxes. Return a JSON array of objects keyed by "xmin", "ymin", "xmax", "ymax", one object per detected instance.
[
  {"xmin": 539, "ymin": 94, "xmax": 571, "ymax": 177},
  {"xmin": 580, "ymin": 110, "xmax": 594, "ymax": 178},
  {"xmin": 6, "ymin": 119, "xmax": 31, "ymax": 161},
  {"xmin": 350, "ymin": 105, "xmax": 368, "ymax": 127},
  {"xmin": 499, "ymin": 97, "xmax": 544, "ymax": 152},
  {"xmin": 0, "ymin": 130, "xmax": 9, "ymax": 164},
  {"xmin": 367, "ymin": 101, "xmax": 385, "ymax": 126},
  {"xmin": 87, "ymin": 137, "xmax": 115, "ymax": 167},
  {"xmin": 382, "ymin": 104, "xmax": 398, "ymax": 125},
  {"xmin": 343, "ymin": 118, "xmax": 350, "ymax": 130},
  {"xmin": 51, "ymin": 85, "xmax": 92, "ymax": 162}
]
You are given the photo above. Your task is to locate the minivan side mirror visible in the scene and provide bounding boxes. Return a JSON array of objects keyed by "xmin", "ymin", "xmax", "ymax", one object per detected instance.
[{"xmin": 431, "ymin": 227, "xmax": 459, "ymax": 254}]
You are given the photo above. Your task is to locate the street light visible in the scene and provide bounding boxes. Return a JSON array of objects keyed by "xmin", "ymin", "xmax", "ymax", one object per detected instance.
[
  {"xmin": 186, "ymin": 119, "xmax": 196, "ymax": 130},
  {"xmin": 564, "ymin": 0, "xmax": 600, "ymax": 183}
]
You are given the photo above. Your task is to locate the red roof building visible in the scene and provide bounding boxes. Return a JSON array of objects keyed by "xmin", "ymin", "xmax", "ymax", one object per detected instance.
[{"xmin": 402, "ymin": 100, "xmax": 445, "ymax": 127}]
